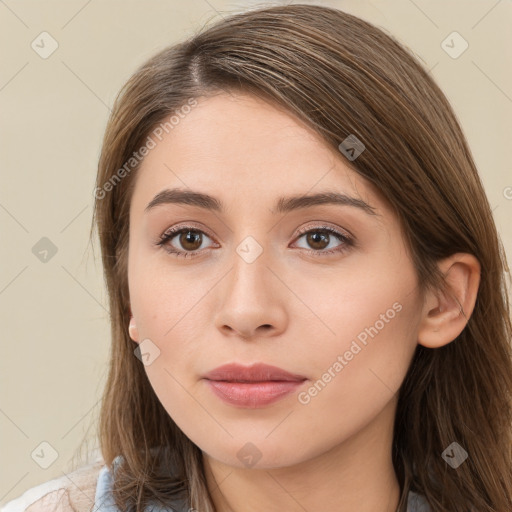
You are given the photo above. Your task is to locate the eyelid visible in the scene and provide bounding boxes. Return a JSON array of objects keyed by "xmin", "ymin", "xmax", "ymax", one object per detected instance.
[
  {"xmin": 294, "ymin": 221, "xmax": 353, "ymax": 240},
  {"xmin": 159, "ymin": 221, "xmax": 352, "ymax": 242},
  {"xmin": 160, "ymin": 221, "xmax": 215, "ymax": 239}
]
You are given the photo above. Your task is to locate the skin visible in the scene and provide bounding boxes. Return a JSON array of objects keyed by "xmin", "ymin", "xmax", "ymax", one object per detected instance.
[{"xmin": 126, "ymin": 92, "xmax": 480, "ymax": 512}]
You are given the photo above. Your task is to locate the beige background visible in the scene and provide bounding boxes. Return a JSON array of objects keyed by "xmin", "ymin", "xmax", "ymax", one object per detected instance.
[{"xmin": 1, "ymin": 0, "xmax": 511, "ymax": 506}]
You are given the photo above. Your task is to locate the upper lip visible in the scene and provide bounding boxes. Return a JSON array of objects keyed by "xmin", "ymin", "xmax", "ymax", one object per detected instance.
[{"xmin": 203, "ymin": 363, "xmax": 306, "ymax": 382}]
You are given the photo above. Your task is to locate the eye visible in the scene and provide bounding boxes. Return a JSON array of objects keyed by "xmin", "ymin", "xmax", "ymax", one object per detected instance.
[
  {"xmin": 155, "ymin": 225, "xmax": 216, "ymax": 259},
  {"xmin": 292, "ymin": 225, "xmax": 353, "ymax": 256},
  {"xmin": 155, "ymin": 223, "xmax": 354, "ymax": 259}
]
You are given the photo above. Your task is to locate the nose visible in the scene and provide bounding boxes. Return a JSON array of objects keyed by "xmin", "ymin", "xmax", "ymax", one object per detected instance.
[{"xmin": 214, "ymin": 248, "xmax": 288, "ymax": 340}]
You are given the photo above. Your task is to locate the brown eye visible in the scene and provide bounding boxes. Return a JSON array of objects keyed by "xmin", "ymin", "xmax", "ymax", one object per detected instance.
[
  {"xmin": 305, "ymin": 231, "xmax": 330, "ymax": 250},
  {"xmin": 156, "ymin": 223, "xmax": 353, "ymax": 260},
  {"xmin": 156, "ymin": 226, "xmax": 215, "ymax": 258},
  {"xmin": 293, "ymin": 225, "xmax": 353, "ymax": 257},
  {"xmin": 178, "ymin": 230, "xmax": 203, "ymax": 251}
]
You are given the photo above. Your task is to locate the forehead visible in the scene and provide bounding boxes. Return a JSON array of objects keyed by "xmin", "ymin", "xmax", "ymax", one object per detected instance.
[{"xmin": 130, "ymin": 92, "xmax": 387, "ymax": 216}]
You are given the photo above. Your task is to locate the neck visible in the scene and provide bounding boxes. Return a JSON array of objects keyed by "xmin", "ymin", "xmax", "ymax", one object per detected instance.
[{"xmin": 203, "ymin": 400, "xmax": 401, "ymax": 512}]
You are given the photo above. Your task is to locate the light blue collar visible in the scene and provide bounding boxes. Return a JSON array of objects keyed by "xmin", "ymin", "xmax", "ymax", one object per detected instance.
[{"xmin": 94, "ymin": 456, "xmax": 431, "ymax": 511}]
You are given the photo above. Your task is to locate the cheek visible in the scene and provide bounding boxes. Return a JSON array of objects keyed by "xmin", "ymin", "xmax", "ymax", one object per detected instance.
[
  {"xmin": 127, "ymin": 265, "xmax": 209, "ymax": 426},
  {"xmin": 295, "ymin": 256, "xmax": 420, "ymax": 399},
  {"xmin": 291, "ymin": 286, "xmax": 419, "ymax": 451},
  {"xmin": 127, "ymin": 262, "xmax": 218, "ymax": 400},
  {"xmin": 128, "ymin": 248, "xmax": 208, "ymax": 341}
]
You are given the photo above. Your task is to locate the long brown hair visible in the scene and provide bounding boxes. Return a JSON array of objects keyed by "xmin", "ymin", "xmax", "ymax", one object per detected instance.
[{"xmin": 87, "ymin": 4, "xmax": 512, "ymax": 511}]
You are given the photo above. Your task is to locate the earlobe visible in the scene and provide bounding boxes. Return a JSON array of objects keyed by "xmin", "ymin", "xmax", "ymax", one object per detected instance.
[
  {"xmin": 128, "ymin": 316, "xmax": 140, "ymax": 343},
  {"xmin": 418, "ymin": 253, "xmax": 481, "ymax": 349}
]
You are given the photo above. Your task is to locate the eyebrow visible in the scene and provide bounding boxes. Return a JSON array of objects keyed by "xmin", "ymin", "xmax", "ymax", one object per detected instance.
[{"xmin": 144, "ymin": 188, "xmax": 378, "ymax": 216}]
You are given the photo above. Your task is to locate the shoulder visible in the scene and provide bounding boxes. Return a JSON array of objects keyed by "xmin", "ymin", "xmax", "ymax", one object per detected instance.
[{"xmin": 1, "ymin": 457, "xmax": 105, "ymax": 512}]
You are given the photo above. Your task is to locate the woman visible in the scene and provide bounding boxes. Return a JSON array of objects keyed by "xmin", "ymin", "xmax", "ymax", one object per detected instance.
[{"xmin": 3, "ymin": 4, "xmax": 511, "ymax": 512}]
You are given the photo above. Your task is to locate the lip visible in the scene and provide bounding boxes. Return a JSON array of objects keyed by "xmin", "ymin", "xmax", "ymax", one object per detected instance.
[
  {"xmin": 202, "ymin": 362, "xmax": 306, "ymax": 382},
  {"xmin": 202, "ymin": 363, "xmax": 307, "ymax": 408}
]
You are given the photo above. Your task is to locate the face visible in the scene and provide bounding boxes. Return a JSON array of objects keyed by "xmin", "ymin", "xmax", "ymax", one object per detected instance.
[{"xmin": 127, "ymin": 92, "xmax": 423, "ymax": 469}]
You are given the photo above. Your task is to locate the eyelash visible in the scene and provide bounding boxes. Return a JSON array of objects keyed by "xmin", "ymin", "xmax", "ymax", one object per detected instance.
[{"xmin": 155, "ymin": 224, "xmax": 354, "ymax": 259}]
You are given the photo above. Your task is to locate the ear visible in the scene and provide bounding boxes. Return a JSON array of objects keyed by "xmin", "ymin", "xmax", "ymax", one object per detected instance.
[
  {"xmin": 128, "ymin": 315, "xmax": 140, "ymax": 343},
  {"xmin": 418, "ymin": 253, "xmax": 481, "ymax": 348}
]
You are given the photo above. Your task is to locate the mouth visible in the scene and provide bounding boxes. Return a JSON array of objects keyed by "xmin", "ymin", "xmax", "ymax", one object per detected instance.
[{"xmin": 202, "ymin": 362, "xmax": 307, "ymax": 408}]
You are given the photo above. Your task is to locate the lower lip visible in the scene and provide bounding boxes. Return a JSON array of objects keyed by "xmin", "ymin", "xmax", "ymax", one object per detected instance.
[{"xmin": 204, "ymin": 379, "xmax": 306, "ymax": 408}]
